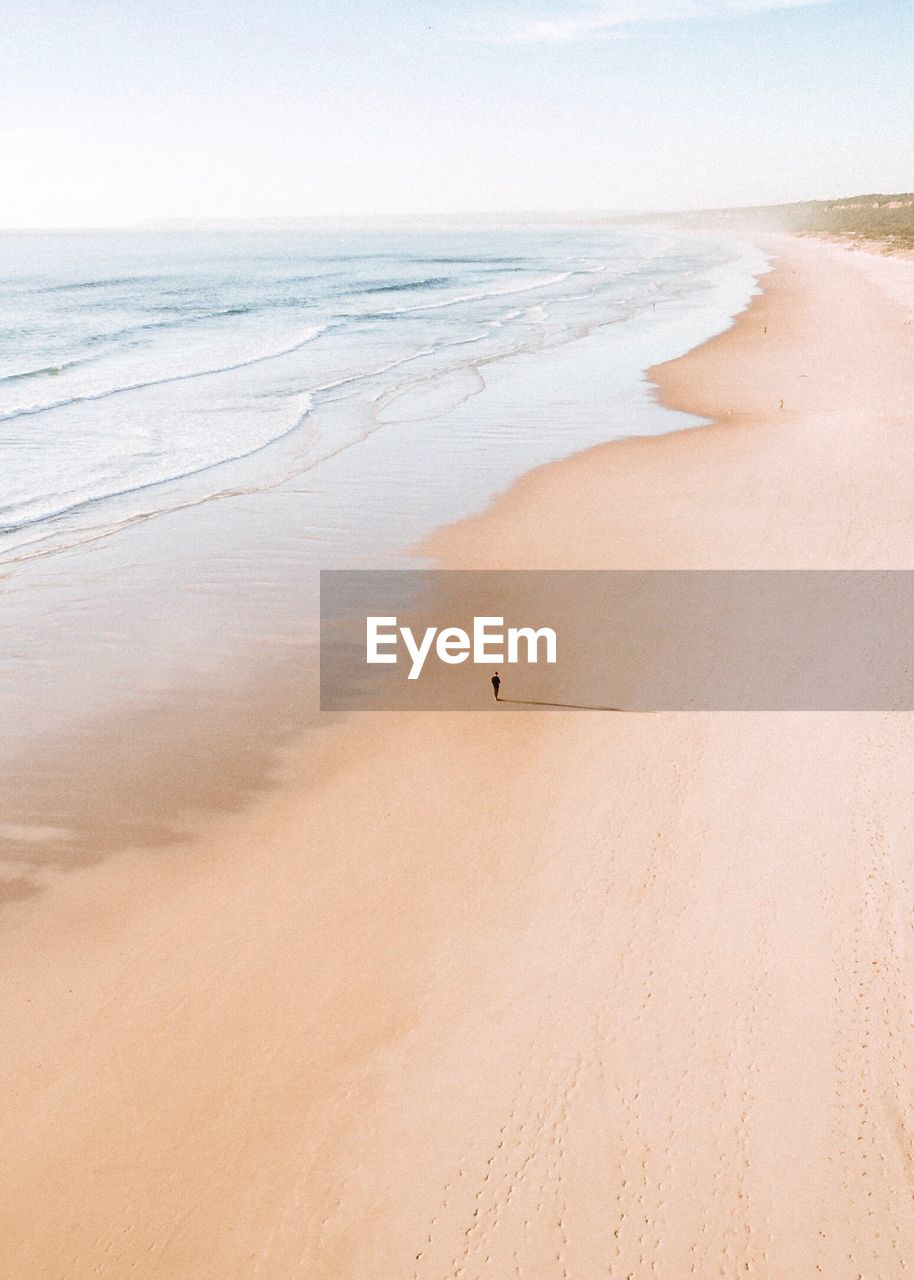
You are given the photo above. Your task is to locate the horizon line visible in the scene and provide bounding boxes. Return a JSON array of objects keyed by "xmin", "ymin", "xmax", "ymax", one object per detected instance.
[{"xmin": 2, "ymin": 191, "xmax": 910, "ymax": 234}]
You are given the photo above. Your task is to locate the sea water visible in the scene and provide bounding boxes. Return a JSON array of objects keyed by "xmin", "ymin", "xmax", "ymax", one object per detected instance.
[
  {"xmin": 0, "ymin": 226, "xmax": 765, "ymax": 565},
  {"xmin": 0, "ymin": 225, "xmax": 767, "ymax": 861}
]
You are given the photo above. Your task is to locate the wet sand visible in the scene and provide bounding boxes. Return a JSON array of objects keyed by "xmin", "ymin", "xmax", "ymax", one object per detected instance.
[{"xmin": 3, "ymin": 235, "xmax": 914, "ymax": 1278}]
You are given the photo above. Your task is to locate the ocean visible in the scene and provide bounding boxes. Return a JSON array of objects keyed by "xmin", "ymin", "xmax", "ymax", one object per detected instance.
[
  {"xmin": 0, "ymin": 225, "xmax": 767, "ymax": 858},
  {"xmin": 0, "ymin": 226, "xmax": 766, "ymax": 566}
]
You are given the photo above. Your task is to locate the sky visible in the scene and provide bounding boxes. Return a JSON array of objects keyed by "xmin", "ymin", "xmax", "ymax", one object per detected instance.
[{"xmin": 1, "ymin": 0, "xmax": 912, "ymax": 227}]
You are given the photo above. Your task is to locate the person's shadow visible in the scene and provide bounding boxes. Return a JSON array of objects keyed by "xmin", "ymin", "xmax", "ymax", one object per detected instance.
[{"xmin": 498, "ymin": 697, "xmax": 643, "ymax": 713}]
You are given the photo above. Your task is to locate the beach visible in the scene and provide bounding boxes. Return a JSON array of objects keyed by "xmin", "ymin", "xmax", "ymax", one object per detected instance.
[{"xmin": 4, "ymin": 232, "xmax": 914, "ymax": 1278}]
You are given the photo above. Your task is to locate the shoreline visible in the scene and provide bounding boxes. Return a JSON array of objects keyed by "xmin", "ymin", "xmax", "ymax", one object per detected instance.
[
  {"xmin": 429, "ymin": 233, "xmax": 914, "ymax": 570},
  {"xmin": 0, "ymin": 225, "xmax": 762, "ymax": 900},
  {"xmin": 5, "ymin": 235, "xmax": 914, "ymax": 1276}
]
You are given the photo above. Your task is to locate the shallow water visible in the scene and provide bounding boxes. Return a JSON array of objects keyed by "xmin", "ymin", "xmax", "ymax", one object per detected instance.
[
  {"xmin": 0, "ymin": 225, "xmax": 767, "ymax": 878},
  {"xmin": 0, "ymin": 226, "xmax": 764, "ymax": 563}
]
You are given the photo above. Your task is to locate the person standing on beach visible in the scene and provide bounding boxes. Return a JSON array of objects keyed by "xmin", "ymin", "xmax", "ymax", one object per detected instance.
[{"xmin": 491, "ymin": 672, "xmax": 501, "ymax": 701}]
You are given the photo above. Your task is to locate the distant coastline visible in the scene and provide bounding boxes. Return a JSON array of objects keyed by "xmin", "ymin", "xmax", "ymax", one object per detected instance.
[
  {"xmin": 8, "ymin": 192, "xmax": 914, "ymax": 258},
  {"xmin": 135, "ymin": 191, "xmax": 914, "ymax": 253}
]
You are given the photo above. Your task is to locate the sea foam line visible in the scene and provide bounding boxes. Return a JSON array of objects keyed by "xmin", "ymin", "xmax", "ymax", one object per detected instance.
[
  {"xmin": 0, "ymin": 266, "xmax": 605, "ymax": 422},
  {"xmin": 371, "ymin": 270, "xmax": 579, "ymax": 317},
  {"xmin": 0, "ymin": 390, "xmax": 316, "ymax": 535},
  {"xmin": 0, "ymin": 323, "xmax": 332, "ymax": 424}
]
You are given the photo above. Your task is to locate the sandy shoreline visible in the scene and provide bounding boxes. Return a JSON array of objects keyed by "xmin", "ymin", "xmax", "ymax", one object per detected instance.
[{"xmin": 4, "ymin": 235, "xmax": 914, "ymax": 1277}]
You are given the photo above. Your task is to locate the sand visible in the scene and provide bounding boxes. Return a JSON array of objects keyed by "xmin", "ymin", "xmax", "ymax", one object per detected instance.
[{"xmin": 3, "ymin": 235, "xmax": 914, "ymax": 1278}]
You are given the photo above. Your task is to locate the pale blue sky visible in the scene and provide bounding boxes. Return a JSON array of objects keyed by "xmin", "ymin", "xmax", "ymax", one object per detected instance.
[{"xmin": 1, "ymin": 0, "xmax": 911, "ymax": 226}]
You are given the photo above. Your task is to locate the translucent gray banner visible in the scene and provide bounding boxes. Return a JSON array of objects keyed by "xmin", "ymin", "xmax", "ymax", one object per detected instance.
[{"xmin": 320, "ymin": 570, "xmax": 914, "ymax": 711}]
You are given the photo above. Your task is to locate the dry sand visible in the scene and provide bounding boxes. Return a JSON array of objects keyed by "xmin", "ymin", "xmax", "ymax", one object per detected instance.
[{"xmin": 3, "ymin": 236, "xmax": 914, "ymax": 1278}]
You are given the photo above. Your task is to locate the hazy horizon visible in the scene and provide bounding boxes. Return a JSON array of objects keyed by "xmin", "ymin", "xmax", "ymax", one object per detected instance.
[
  {"xmin": 2, "ymin": 0, "xmax": 912, "ymax": 229},
  {"xmin": 4, "ymin": 190, "xmax": 913, "ymax": 235}
]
